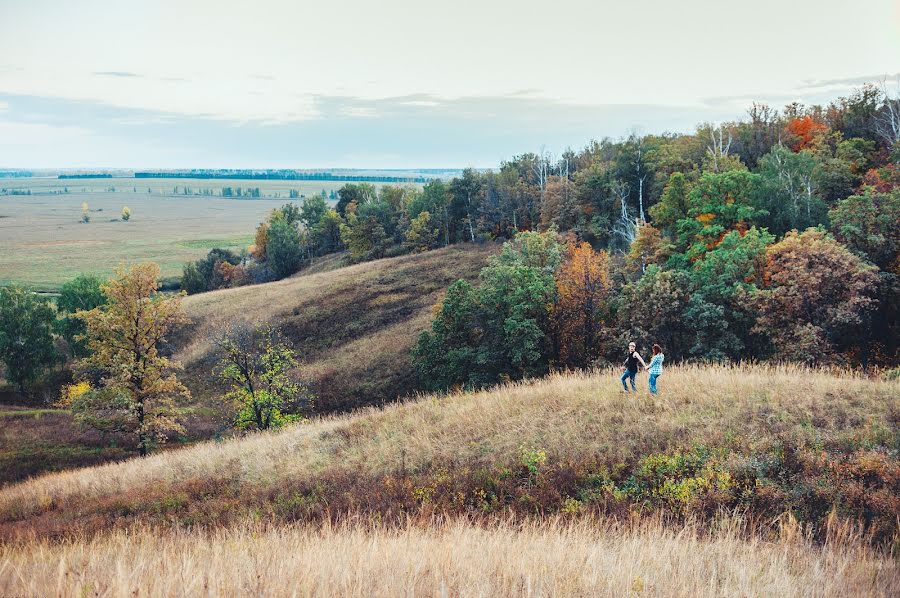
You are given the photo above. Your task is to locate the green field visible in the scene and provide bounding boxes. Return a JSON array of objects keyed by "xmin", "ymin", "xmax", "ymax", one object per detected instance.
[{"xmin": 0, "ymin": 177, "xmax": 416, "ymax": 291}]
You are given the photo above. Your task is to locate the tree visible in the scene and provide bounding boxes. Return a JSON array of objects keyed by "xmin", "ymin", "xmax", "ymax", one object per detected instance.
[
  {"xmin": 615, "ymin": 267, "xmax": 695, "ymax": 362},
  {"xmin": 56, "ymin": 274, "xmax": 106, "ymax": 356},
  {"xmin": 648, "ymin": 172, "xmax": 690, "ymax": 236},
  {"xmin": 74, "ymin": 263, "xmax": 190, "ymax": 455},
  {"xmin": 0, "ymin": 287, "xmax": 57, "ymax": 393},
  {"xmin": 266, "ymin": 219, "xmax": 302, "ymax": 278},
  {"xmin": 404, "ymin": 211, "xmax": 440, "ymax": 253},
  {"xmin": 830, "ymin": 191, "xmax": 900, "ymax": 363},
  {"xmin": 335, "ymin": 183, "xmax": 376, "ymax": 215},
  {"xmin": 121, "ymin": 206, "xmax": 131, "ymax": 221},
  {"xmin": 216, "ymin": 324, "xmax": 310, "ymax": 431},
  {"xmin": 340, "ymin": 210, "xmax": 388, "ymax": 261},
  {"xmin": 753, "ymin": 229, "xmax": 879, "ymax": 364},
  {"xmin": 552, "ymin": 242, "xmax": 610, "ymax": 368},
  {"xmin": 758, "ymin": 145, "xmax": 825, "ymax": 234},
  {"xmin": 678, "ymin": 170, "xmax": 765, "ymax": 259},
  {"xmin": 311, "ymin": 209, "xmax": 345, "ymax": 255},
  {"xmin": 252, "ymin": 222, "xmax": 269, "ymax": 260},
  {"xmin": 300, "ymin": 195, "xmax": 327, "ymax": 230},
  {"xmin": 181, "ymin": 262, "xmax": 206, "ymax": 295},
  {"xmin": 413, "ymin": 231, "xmax": 561, "ymax": 389},
  {"xmin": 625, "ymin": 223, "xmax": 670, "ymax": 278},
  {"xmin": 80, "ymin": 202, "xmax": 90, "ymax": 223}
]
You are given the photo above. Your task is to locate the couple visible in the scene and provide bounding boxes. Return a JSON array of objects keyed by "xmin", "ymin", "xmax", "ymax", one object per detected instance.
[{"xmin": 620, "ymin": 341, "xmax": 664, "ymax": 395}]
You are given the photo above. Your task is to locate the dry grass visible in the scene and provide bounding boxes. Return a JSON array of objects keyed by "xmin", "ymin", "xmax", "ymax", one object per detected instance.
[
  {"xmin": 1, "ymin": 516, "xmax": 896, "ymax": 597},
  {"xmin": 176, "ymin": 242, "xmax": 497, "ymax": 412},
  {"xmin": 0, "ymin": 364, "xmax": 896, "ymax": 529}
]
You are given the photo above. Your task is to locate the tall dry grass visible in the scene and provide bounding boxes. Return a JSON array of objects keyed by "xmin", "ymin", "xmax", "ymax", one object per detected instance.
[
  {"xmin": 2, "ymin": 516, "xmax": 897, "ymax": 597},
  {"xmin": 0, "ymin": 364, "xmax": 896, "ymax": 526}
]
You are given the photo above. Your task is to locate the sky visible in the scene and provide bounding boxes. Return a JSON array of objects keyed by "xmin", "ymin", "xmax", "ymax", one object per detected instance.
[{"xmin": 0, "ymin": 0, "xmax": 898, "ymax": 169}]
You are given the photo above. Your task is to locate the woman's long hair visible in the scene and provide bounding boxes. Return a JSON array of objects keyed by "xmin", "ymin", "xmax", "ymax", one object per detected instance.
[{"xmin": 652, "ymin": 344, "xmax": 662, "ymax": 355}]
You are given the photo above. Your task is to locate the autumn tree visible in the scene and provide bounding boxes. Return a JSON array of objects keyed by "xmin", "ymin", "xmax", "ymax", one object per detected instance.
[
  {"xmin": 753, "ymin": 229, "xmax": 879, "ymax": 364},
  {"xmin": 785, "ymin": 115, "xmax": 829, "ymax": 151},
  {"xmin": 624, "ymin": 223, "xmax": 670, "ymax": 278},
  {"xmin": 552, "ymin": 242, "xmax": 610, "ymax": 368},
  {"xmin": 404, "ymin": 211, "xmax": 440, "ymax": 253},
  {"xmin": 73, "ymin": 263, "xmax": 190, "ymax": 456},
  {"xmin": 216, "ymin": 323, "xmax": 311, "ymax": 431},
  {"xmin": 252, "ymin": 221, "xmax": 269, "ymax": 260}
]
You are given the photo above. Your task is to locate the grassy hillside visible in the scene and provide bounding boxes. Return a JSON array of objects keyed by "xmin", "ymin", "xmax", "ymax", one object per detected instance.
[
  {"xmin": 0, "ymin": 244, "xmax": 495, "ymax": 486},
  {"xmin": 1, "ymin": 364, "xmax": 897, "ymax": 595},
  {"xmin": 1, "ymin": 364, "xmax": 897, "ymax": 537},
  {"xmin": 175, "ymin": 242, "xmax": 497, "ymax": 413}
]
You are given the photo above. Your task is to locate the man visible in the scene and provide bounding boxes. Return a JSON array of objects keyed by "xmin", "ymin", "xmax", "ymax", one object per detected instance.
[{"xmin": 620, "ymin": 341, "xmax": 647, "ymax": 392}]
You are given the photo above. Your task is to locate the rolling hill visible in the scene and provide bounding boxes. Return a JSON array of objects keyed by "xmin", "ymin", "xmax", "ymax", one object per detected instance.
[
  {"xmin": 0, "ymin": 243, "xmax": 497, "ymax": 485},
  {"xmin": 0, "ymin": 364, "xmax": 897, "ymax": 595}
]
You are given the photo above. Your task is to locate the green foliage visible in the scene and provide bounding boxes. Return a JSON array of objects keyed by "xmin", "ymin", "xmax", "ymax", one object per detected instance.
[
  {"xmin": 679, "ymin": 170, "xmax": 766, "ymax": 259},
  {"xmin": 0, "ymin": 287, "xmax": 57, "ymax": 392},
  {"xmin": 216, "ymin": 324, "xmax": 311, "ymax": 431},
  {"xmin": 404, "ymin": 211, "xmax": 440, "ymax": 253},
  {"xmin": 299, "ymin": 195, "xmax": 327, "ymax": 230},
  {"xmin": 649, "ymin": 172, "xmax": 690, "ymax": 235},
  {"xmin": 413, "ymin": 231, "xmax": 560, "ymax": 390},
  {"xmin": 310, "ymin": 208, "xmax": 345, "ymax": 255},
  {"xmin": 56, "ymin": 274, "xmax": 107, "ymax": 357},
  {"xmin": 180, "ymin": 262, "xmax": 207, "ymax": 295},
  {"xmin": 267, "ymin": 219, "xmax": 303, "ymax": 278}
]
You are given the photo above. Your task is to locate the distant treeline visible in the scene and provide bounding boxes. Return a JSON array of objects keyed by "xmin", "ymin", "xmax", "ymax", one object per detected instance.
[
  {"xmin": 134, "ymin": 170, "xmax": 435, "ymax": 183},
  {"xmin": 58, "ymin": 174, "xmax": 113, "ymax": 179},
  {"xmin": 0, "ymin": 171, "xmax": 33, "ymax": 178}
]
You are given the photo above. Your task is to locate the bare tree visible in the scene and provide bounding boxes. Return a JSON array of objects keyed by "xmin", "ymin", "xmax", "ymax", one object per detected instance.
[
  {"xmin": 874, "ymin": 77, "xmax": 900, "ymax": 148},
  {"xmin": 611, "ymin": 179, "xmax": 637, "ymax": 250},
  {"xmin": 706, "ymin": 124, "xmax": 733, "ymax": 172}
]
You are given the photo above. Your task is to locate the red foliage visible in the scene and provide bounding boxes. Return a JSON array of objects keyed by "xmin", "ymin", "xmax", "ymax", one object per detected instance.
[
  {"xmin": 785, "ymin": 116, "xmax": 828, "ymax": 151},
  {"xmin": 861, "ymin": 164, "xmax": 900, "ymax": 193}
]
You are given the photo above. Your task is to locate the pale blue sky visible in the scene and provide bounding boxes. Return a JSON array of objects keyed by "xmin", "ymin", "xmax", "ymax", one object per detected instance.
[{"xmin": 1, "ymin": 0, "xmax": 898, "ymax": 168}]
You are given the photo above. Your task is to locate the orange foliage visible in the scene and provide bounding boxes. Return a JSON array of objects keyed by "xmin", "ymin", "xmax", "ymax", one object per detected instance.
[
  {"xmin": 552, "ymin": 242, "xmax": 610, "ymax": 368},
  {"xmin": 785, "ymin": 116, "xmax": 828, "ymax": 151},
  {"xmin": 861, "ymin": 164, "xmax": 900, "ymax": 193}
]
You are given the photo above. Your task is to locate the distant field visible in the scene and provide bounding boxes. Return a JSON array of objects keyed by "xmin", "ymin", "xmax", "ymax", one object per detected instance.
[
  {"xmin": 0, "ymin": 175, "xmax": 365, "ymax": 198},
  {"xmin": 0, "ymin": 176, "xmax": 415, "ymax": 290}
]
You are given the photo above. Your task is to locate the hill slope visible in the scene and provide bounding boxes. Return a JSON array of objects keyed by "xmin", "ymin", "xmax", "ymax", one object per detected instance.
[
  {"xmin": 1, "ymin": 365, "xmax": 898, "ymax": 596},
  {"xmin": 175, "ymin": 243, "xmax": 497, "ymax": 413},
  {"xmin": 0, "ymin": 244, "xmax": 496, "ymax": 486},
  {"xmin": 1, "ymin": 364, "xmax": 897, "ymax": 539}
]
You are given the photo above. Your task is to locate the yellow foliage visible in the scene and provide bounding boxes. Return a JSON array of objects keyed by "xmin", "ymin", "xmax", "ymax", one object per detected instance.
[
  {"xmin": 56, "ymin": 381, "xmax": 91, "ymax": 408},
  {"xmin": 552, "ymin": 242, "xmax": 610, "ymax": 367}
]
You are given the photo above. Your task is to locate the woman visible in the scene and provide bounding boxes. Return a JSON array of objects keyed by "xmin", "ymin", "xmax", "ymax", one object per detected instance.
[
  {"xmin": 620, "ymin": 341, "xmax": 647, "ymax": 392},
  {"xmin": 646, "ymin": 344, "xmax": 664, "ymax": 395}
]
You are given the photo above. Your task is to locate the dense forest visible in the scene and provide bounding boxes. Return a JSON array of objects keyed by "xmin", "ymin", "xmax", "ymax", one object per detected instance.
[{"xmin": 185, "ymin": 84, "xmax": 898, "ymax": 384}]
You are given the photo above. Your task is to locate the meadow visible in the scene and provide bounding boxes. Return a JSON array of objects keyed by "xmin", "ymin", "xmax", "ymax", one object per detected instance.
[
  {"xmin": 3, "ymin": 517, "xmax": 895, "ymax": 597},
  {"xmin": 0, "ymin": 364, "xmax": 897, "ymax": 595}
]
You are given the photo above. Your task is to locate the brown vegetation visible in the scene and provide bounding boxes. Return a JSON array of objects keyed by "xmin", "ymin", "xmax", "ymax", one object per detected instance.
[
  {"xmin": 176, "ymin": 242, "xmax": 497, "ymax": 413},
  {"xmin": 2, "ymin": 516, "xmax": 896, "ymax": 597},
  {"xmin": 0, "ymin": 364, "xmax": 896, "ymax": 544}
]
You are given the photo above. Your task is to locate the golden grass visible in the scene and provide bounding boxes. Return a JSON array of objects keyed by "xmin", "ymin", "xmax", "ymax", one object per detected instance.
[
  {"xmin": 1, "ymin": 364, "xmax": 896, "ymax": 523},
  {"xmin": 176, "ymin": 242, "xmax": 496, "ymax": 412},
  {"xmin": 1, "ymin": 516, "xmax": 896, "ymax": 597}
]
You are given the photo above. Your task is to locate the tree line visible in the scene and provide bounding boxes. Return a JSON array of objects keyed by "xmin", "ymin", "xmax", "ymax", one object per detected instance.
[{"xmin": 191, "ymin": 83, "xmax": 899, "ymax": 371}]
